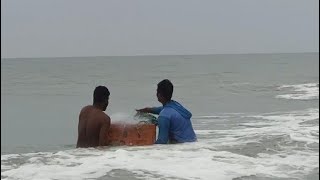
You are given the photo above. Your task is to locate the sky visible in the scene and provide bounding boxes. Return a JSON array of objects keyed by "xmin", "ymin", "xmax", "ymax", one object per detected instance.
[{"xmin": 1, "ymin": 0, "xmax": 319, "ymax": 58}]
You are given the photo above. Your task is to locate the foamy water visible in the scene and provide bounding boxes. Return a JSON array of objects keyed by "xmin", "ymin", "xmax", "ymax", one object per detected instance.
[
  {"xmin": 276, "ymin": 83, "xmax": 319, "ymax": 100},
  {"xmin": 2, "ymin": 106, "xmax": 318, "ymax": 180}
]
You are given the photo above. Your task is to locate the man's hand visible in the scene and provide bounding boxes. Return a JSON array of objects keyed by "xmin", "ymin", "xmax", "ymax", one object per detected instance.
[{"xmin": 136, "ymin": 107, "xmax": 152, "ymax": 113}]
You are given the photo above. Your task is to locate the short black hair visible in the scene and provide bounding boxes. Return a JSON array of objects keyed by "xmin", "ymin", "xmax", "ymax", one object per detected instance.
[
  {"xmin": 93, "ymin": 86, "xmax": 110, "ymax": 104},
  {"xmin": 157, "ymin": 79, "xmax": 173, "ymax": 100}
]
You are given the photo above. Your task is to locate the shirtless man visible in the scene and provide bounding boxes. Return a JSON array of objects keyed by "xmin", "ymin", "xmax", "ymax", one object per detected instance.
[{"xmin": 76, "ymin": 86, "xmax": 111, "ymax": 148}]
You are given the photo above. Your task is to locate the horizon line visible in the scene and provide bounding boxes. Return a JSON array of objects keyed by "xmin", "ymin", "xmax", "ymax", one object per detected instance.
[{"xmin": 1, "ymin": 51, "xmax": 318, "ymax": 60}]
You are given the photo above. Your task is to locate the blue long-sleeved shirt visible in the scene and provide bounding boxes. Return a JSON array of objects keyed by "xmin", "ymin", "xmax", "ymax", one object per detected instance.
[{"xmin": 151, "ymin": 100, "xmax": 197, "ymax": 144}]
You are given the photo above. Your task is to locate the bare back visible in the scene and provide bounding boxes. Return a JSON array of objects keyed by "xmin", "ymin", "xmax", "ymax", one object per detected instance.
[{"xmin": 76, "ymin": 105, "xmax": 111, "ymax": 148}]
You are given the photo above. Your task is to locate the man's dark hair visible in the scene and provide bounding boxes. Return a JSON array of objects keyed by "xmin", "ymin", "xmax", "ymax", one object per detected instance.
[
  {"xmin": 93, "ymin": 86, "xmax": 110, "ymax": 104},
  {"xmin": 157, "ymin": 79, "xmax": 174, "ymax": 100}
]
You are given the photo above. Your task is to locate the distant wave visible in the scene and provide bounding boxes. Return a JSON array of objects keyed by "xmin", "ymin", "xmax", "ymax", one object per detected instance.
[
  {"xmin": 276, "ymin": 83, "xmax": 319, "ymax": 100},
  {"xmin": 246, "ymin": 108, "xmax": 319, "ymax": 144}
]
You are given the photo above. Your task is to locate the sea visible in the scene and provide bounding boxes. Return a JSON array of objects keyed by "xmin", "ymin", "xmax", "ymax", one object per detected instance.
[{"xmin": 1, "ymin": 53, "xmax": 319, "ymax": 180}]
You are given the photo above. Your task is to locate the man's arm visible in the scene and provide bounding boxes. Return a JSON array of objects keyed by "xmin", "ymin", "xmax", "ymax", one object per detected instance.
[
  {"xmin": 136, "ymin": 106, "xmax": 163, "ymax": 115},
  {"xmin": 77, "ymin": 113, "xmax": 87, "ymax": 148},
  {"xmin": 98, "ymin": 115, "xmax": 111, "ymax": 146},
  {"xmin": 155, "ymin": 116, "xmax": 170, "ymax": 144}
]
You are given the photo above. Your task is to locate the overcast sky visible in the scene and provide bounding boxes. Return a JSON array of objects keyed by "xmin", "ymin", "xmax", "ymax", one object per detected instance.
[{"xmin": 1, "ymin": 0, "xmax": 319, "ymax": 58}]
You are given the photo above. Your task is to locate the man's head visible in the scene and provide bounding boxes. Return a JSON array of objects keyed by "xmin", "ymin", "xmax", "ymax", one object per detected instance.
[
  {"xmin": 157, "ymin": 79, "xmax": 173, "ymax": 104},
  {"xmin": 93, "ymin": 86, "xmax": 110, "ymax": 111}
]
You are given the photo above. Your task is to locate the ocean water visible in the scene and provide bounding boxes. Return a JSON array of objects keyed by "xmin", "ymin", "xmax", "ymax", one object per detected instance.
[{"xmin": 1, "ymin": 53, "xmax": 319, "ymax": 180}]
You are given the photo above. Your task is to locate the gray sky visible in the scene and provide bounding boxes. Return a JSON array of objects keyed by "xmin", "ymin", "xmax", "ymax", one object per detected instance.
[{"xmin": 1, "ymin": 0, "xmax": 319, "ymax": 58}]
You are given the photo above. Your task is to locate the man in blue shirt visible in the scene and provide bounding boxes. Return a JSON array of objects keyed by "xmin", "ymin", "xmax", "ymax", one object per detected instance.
[{"xmin": 136, "ymin": 79, "xmax": 197, "ymax": 144}]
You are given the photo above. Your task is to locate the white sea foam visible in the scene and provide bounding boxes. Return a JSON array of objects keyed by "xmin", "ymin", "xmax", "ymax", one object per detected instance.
[
  {"xmin": 194, "ymin": 109, "xmax": 318, "ymax": 146},
  {"xmin": 2, "ymin": 108, "xmax": 318, "ymax": 180},
  {"xmin": 276, "ymin": 83, "xmax": 319, "ymax": 100},
  {"xmin": 1, "ymin": 142, "xmax": 318, "ymax": 180},
  {"xmin": 242, "ymin": 108, "xmax": 319, "ymax": 144}
]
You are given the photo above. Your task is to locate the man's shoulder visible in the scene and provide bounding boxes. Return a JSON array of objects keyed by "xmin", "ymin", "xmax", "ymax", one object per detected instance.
[
  {"xmin": 80, "ymin": 106, "xmax": 110, "ymax": 120},
  {"xmin": 80, "ymin": 105, "xmax": 94, "ymax": 113},
  {"xmin": 95, "ymin": 111, "xmax": 110, "ymax": 123},
  {"xmin": 159, "ymin": 107, "xmax": 177, "ymax": 117}
]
